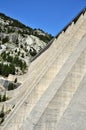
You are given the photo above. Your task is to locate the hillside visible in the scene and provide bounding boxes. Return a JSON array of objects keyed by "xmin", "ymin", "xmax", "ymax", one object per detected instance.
[{"xmin": 0, "ymin": 13, "xmax": 54, "ymax": 76}]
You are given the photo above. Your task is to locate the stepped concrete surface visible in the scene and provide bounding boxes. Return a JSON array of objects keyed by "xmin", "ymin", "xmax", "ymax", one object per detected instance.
[
  {"xmin": 55, "ymin": 74, "xmax": 86, "ymax": 130},
  {"xmin": 20, "ymin": 34, "xmax": 86, "ymax": 130},
  {"xmin": 0, "ymin": 8, "xmax": 86, "ymax": 130}
]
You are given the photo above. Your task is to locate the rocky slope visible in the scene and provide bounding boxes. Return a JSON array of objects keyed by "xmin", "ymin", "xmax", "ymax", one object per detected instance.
[{"xmin": 0, "ymin": 13, "xmax": 53, "ymax": 76}]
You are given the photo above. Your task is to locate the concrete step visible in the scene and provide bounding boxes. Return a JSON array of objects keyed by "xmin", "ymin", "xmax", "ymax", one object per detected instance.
[{"xmin": 33, "ymin": 40, "xmax": 86, "ymax": 130}]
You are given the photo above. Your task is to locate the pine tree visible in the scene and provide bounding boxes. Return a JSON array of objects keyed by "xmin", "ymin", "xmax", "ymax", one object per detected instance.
[
  {"xmin": 0, "ymin": 105, "xmax": 4, "ymax": 118},
  {"xmin": 14, "ymin": 78, "xmax": 17, "ymax": 83},
  {"xmin": 2, "ymin": 91, "xmax": 6, "ymax": 102},
  {"xmin": 0, "ymin": 94, "xmax": 2, "ymax": 102}
]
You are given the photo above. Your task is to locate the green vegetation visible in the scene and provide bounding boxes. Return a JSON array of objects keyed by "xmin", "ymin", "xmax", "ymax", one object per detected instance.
[
  {"xmin": 0, "ymin": 13, "xmax": 54, "ymax": 43},
  {"xmin": 7, "ymin": 80, "xmax": 19, "ymax": 91},
  {"xmin": 14, "ymin": 78, "xmax": 17, "ymax": 83},
  {"xmin": 0, "ymin": 13, "xmax": 30, "ymax": 29},
  {"xmin": 0, "ymin": 105, "xmax": 11, "ymax": 125},
  {"xmin": 33, "ymin": 31, "xmax": 53, "ymax": 43},
  {"xmin": 2, "ymin": 36, "xmax": 9, "ymax": 44},
  {"xmin": 0, "ymin": 63, "xmax": 15, "ymax": 76},
  {"xmin": 0, "ymin": 105, "xmax": 5, "ymax": 124},
  {"xmin": 29, "ymin": 47, "xmax": 37, "ymax": 56},
  {"xmin": 21, "ymin": 53, "xmax": 24, "ymax": 58},
  {"xmin": 0, "ymin": 92, "xmax": 8, "ymax": 102},
  {"xmin": 0, "ymin": 12, "xmax": 54, "ymax": 77},
  {"xmin": 8, "ymin": 82, "xmax": 14, "ymax": 90},
  {"xmin": 0, "ymin": 105, "xmax": 4, "ymax": 118},
  {"xmin": 0, "ymin": 63, "xmax": 15, "ymax": 77},
  {"xmin": 0, "ymin": 52, "xmax": 27, "ymax": 77}
]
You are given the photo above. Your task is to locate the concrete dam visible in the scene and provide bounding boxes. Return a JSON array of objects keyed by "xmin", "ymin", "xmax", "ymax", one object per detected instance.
[{"xmin": 1, "ymin": 8, "xmax": 86, "ymax": 130}]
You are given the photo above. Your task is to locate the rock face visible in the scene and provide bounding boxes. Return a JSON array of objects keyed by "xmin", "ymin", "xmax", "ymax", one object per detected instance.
[
  {"xmin": 0, "ymin": 14, "xmax": 53, "ymax": 53},
  {"xmin": 0, "ymin": 13, "xmax": 53, "ymax": 51},
  {"xmin": 0, "ymin": 13, "xmax": 53, "ymax": 76},
  {"xmin": 1, "ymin": 8, "xmax": 86, "ymax": 130}
]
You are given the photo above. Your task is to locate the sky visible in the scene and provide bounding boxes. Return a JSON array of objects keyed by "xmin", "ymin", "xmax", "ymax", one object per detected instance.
[{"xmin": 0, "ymin": 0, "xmax": 86, "ymax": 36}]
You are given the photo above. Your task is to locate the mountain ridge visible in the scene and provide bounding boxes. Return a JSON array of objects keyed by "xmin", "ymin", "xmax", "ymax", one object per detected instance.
[{"xmin": 0, "ymin": 12, "xmax": 54, "ymax": 76}]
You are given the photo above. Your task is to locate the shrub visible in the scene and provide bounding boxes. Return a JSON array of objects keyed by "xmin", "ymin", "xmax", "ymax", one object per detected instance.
[
  {"xmin": 29, "ymin": 47, "xmax": 37, "ymax": 56},
  {"xmin": 0, "ymin": 105, "xmax": 4, "ymax": 118},
  {"xmin": 8, "ymin": 83, "xmax": 14, "ymax": 91},
  {"xmin": 2, "ymin": 93, "xmax": 6, "ymax": 102},
  {"xmin": 2, "ymin": 36, "xmax": 9, "ymax": 44},
  {"xmin": 0, "ymin": 95, "xmax": 2, "ymax": 102},
  {"xmin": 21, "ymin": 53, "xmax": 24, "ymax": 58},
  {"xmin": 14, "ymin": 78, "xmax": 17, "ymax": 83},
  {"xmin": 0, "ymin": 92, "xmax": 8, "ymax": 102}
]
